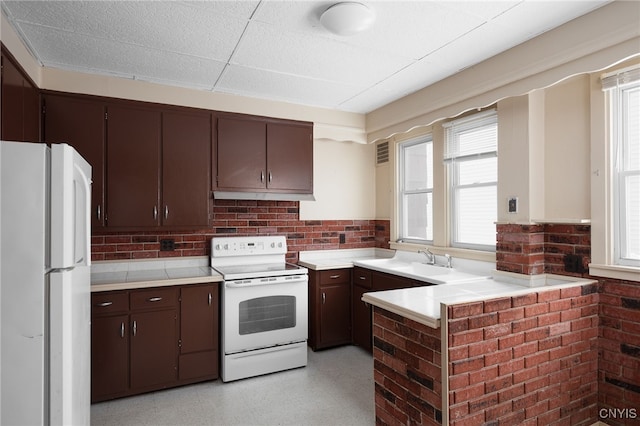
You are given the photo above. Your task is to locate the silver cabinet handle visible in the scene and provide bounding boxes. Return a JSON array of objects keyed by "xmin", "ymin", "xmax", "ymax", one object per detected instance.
[
  {"xmin": 359, "ymin": 276, "xmax": 366, "ymax": 280},
  {"xmin": 260, "ymin": 171, "xmax": 265, "ymax": 183},
  {"xmin": 208, "ymin": 292, "xmax": 212, "ymax": 306},
  {"xmin": 153, "ymin": 206, "xmax": 158, "ymax": 220},
  {"xmin": 164, "ymin": 205, "xmax": 169, "ymax": 220},
  {"xmin": 95, "ymin": 301, "xmax": 112, "ymax": 307},
  {"xmin": 268, "ymin": 171, "xmax": 272, "ymax": 182},
  {"xmin": 132, "ymin": 320, "xmax": 137, "ymax": 337},
  {"xmin": 148, "ymin": 297, "xmax": 163, "ymax": 302},
  {"xmin": 120, "ymin": 322, "xmax": 125, "ymax": 338},
  {"xmin": 322, "ymin": 292, "xmax": 326, "ymax": 304},
  {"xmin": 330, "ymin": 275, "xmax": 340, "ymax": 279},
  {"xmin": 97, "ymin": 204, "xmax": 101, "ymax": 221}
]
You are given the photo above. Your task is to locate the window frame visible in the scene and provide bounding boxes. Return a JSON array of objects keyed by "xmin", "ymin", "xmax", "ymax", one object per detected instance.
[
  {"xmin": 609, "ymin": 71, "xmax": 640, "ymax": 267},
  {"xmin": 444, "ymin": 110, "xmax": 498, "ymax": 252},
  {"xmin": 397, "ymin": 135, "xmax": 434, "ymax": 245}
]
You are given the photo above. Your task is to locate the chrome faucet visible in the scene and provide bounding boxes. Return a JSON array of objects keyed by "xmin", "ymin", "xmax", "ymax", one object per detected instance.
[
  {"xmin": 445, "ymin": 254, "xmax": 452, "ymax": 269},
  {"xmin": 418, "ymin": 249, "xmax": 436, "ymax": 265}
]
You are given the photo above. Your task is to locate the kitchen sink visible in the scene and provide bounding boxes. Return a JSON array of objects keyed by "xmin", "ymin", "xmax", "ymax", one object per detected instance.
[{"xmin": 353, "ymin": 257, "xmax": 488, "ymax": 285}]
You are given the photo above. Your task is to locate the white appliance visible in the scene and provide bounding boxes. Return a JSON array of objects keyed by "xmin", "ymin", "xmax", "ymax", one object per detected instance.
[
  {"xmin": 0, "ymin": 141, "xmax": 92, "ymax": 425},
  {"xmin": 210, "ymin": 236, "xmax": 308, "ymax": 382}
]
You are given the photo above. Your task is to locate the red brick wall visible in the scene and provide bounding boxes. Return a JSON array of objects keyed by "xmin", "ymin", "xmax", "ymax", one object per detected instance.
[
  {"xmin": 598, "ymin": 278, "xmax": 640, "ymax": 426},
  {"xmin": 372, "ymin": 307, "xmax": 443, "ymax": 425},
  {"xmin": 447, "ymin": 282, "xmax": 599, "ymax": 426},
  {"xmin": 91, "ymin": 199, "xmax": 390, "ymax": 262},
  {"xmin": 496, "ymin": 223, "xmax": 591, "ymax": 276}
]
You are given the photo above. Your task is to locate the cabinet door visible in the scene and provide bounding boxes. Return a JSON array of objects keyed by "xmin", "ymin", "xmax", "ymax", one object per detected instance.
[
  {"xmin": 130, "ymin": 309, "xmax": 177, "ymax": 390},
  {"xmin": 180, "ymin": 284, "xmax": 217, "ymax": 353},
  {"xmin": 179, "ymin": 284, "xmax": 219, "ymax": 380},
  {"xmin": 266, "ymin": 122, "xmax": 313, "ymax": 192},
  {"xmin": 106, "ymin": 105, "xmax": 161, "ymax": 228},
  {"xmin": 162, "ymin": 112, "xmax": 211, "ymax": 227},
  {"xmin": 352, "ymin": 284, "xmax": 372, "ymax": 352},
  {"xmin": 1, "ymin": 53, "xmax": 25, "ymax": 141},
  {"xmin": 91, "ymin": 314, "xmax": 129, "ymax": 401},
  {"xmin": 44, "ymin": 94, "xmax": 106, "ymax": 228},
  {"xmin": 217, "ymin": 116, "xmax": 266, "ymax": 190},
  {"xmin": 319, "ymin": 283, "xmax": 351, "ymax": 347}
]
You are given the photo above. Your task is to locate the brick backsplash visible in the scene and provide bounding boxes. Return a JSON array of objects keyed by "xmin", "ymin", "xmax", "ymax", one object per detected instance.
[
  {"xmin": 497, "ymin": 223, "xmax": 591, "ymax": 277},
  {"xmin": 91, "ymin": 199, "xmax": 391, "ymax": 262},
  {"xmin": 447, "ymin": 282, "xmax": 600, "ymax": 426}
]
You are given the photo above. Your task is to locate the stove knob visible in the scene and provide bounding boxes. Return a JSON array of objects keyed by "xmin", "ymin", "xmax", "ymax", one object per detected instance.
[
  {"xmin": 215, "ymin": 244, "xmax": 221, "ymax": 250},
  {"xmin": 224, "ymin": 244, "xmax": 229, "ymax": 250},
  {"xmin": 278, "ymin": 242, "xmax": 283, "ymax": 248},
  {"xmin": 271, "ymin": 242, "xmax": 275, "ymax": 248}
]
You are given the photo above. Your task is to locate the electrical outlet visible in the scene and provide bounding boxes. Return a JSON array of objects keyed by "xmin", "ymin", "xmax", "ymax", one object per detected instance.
[
  {"xmin": 160, "ymin": 239, "xmax": 175, "ymax": 251},
  {"xmin": 339, "ymin": 233, "xmax": 346, "ymax": 244},
  {"xmin": 508, "ymin": 197, "xmax": 518, "ymax": 213}
]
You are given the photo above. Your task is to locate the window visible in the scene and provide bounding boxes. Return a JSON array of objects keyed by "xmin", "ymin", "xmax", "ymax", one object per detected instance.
[
  {"xmin": 444, "ymin": 110, "xmax": 498, "ymax": 251},
  {"xmin": 604, "ymin": 66, "xmax": 640, "ymax": 267},
  {"xmin": 398, "ymin": 136, "xmax": 433, "ymax": 243}
]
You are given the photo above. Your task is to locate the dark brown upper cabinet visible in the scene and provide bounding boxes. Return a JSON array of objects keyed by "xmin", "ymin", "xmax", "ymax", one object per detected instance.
[
  {"xmin": 106, "ymin": 105, "xmax": 211, "ymax": 230},
  {"xmin": 106, "ymin": 105, "xmax": 162, "ymax": 228},
  {"xmin": 215, "ymin": 114, "xmax": 313, "ymax": 195},
  {"xmin": 43, "ymin": 93, "xmax": 106, "ymax": 229},
  {"xmin": 1, "ymin": 47, "xmax": 40, "ymax": 142},
  {"xmin": 162, "ymin": 111, "xmax": 211, "ymax": 228}
]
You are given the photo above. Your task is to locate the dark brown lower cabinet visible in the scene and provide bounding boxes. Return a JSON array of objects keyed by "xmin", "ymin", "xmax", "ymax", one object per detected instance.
[
  {"xmin": 130, "ymin": 309, "xmax": 178, "ymax": 390},
  {"xmin": 91, "ymin": 314, "xmax": 129, "ymax": 399},
  {"xmin": 308, "ymin": 269, "xmax": 351, "ymax": 350},
  {"xmin": 91, "ymin": 283, "xmax": 219, "ymax": 403},
  {"xmin": 179, "ymin": 284, "xmax": 219, "ymax": 381},
  {"xmin": 351, "ymin": 267, "xmax": 373, "ymax": 352},
  {"xmin": 351, "ymin": 267, "xmax": 432, "ymax": 354}
]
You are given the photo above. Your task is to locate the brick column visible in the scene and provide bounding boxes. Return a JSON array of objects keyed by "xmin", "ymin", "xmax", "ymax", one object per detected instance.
[{"xmin": 496, "ymin": 224, "xmax": 545, "ymax": 275}]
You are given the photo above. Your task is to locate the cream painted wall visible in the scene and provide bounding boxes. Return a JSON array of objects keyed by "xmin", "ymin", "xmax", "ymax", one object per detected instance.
[
  {"xmin": 299, "ymin": 139, "xmax": 375, "ymax": 220},
  {"xmin": 543, "ymin": 75, "xmax": 591, "ymax": 221},
  {"xmin": 497, "ymin": 95, "xmax": 533, "ymax": 223}
]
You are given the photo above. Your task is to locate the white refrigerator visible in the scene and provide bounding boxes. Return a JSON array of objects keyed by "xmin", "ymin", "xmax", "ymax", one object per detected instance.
[{"xmin": 0, "ymin": 141, "xmax": 91, "ymax": 425}]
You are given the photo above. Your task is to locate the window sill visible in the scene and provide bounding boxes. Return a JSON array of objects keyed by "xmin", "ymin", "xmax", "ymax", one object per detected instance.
[
  {"xmin": 389, "ymin": 242, "xmax": 496, "ymax": 263},
  {"xmin": 589, "ymin": 264, "xmax": 640, "ymax": 282}
]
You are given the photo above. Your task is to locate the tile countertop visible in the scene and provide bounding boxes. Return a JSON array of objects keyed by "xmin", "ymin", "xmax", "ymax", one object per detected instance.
[
  {"xmin": 362, "ymin": 271, "xmax": 597, "ymax": 329},
  {"xmin": 91, "ymin": 256, "xmax": 222, "ymax": 292},
  {"xmin": 298, "ymin": 248, "xmax": 395, "ymax": 270}
]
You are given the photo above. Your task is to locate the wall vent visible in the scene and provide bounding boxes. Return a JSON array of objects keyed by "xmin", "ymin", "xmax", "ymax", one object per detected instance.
[{"xmin": 376, "ymin": 141, "xmax": 389, "ymax": 165}]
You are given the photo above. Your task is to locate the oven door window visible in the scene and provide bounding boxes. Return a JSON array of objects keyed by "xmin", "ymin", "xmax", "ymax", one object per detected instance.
[{"xmin": 239, "ymin": 295, "xmax": 296, "ymax": 335}]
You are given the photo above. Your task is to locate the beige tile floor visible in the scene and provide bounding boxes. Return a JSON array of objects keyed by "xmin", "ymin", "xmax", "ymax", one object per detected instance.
[{"xmin": 91, "ymin": 345, "xmax": 374, "ymax": 425}]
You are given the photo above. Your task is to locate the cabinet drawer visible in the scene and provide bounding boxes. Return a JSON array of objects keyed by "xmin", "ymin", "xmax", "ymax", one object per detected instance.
[
  {"xmin": 130, "ymin": 287, "xmax": 178, "ymax": 310},
  {"xmin": 352, "ymin": 267, "xmax": 372, "ymax": 289},
  {"xmin": 91, "ymin": 291, "xmax": 129, "ymax": 315},
  {"xmin": 319, "ymin": 269, "xmax": 350, "ymax": 285}
]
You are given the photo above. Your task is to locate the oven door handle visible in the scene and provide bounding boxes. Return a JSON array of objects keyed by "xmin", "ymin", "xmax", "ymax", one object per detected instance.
[{"xmin": 225, "ymin": 275, "xmax": 307, "ymax": 288}]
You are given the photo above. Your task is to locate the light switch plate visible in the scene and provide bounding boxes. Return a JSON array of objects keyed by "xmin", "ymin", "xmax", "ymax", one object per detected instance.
[{"xmin": 508, "ymin": 197, "xmax": 518, "ymax": 213}]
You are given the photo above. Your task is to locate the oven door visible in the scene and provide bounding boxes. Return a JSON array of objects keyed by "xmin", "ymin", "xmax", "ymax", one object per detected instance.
[{"xmin": 222, "ymin": 274, "xmax": 308, "ymax": 354}]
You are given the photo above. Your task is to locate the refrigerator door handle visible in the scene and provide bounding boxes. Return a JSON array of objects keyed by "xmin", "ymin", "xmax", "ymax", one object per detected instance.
[{"xmin": 50, "ymin": 144, "xmax": 92, "ymax": 268}]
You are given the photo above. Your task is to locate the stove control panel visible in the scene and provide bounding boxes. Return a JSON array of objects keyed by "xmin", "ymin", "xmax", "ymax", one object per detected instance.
[{"xmin": 211, "ymin": 236, "xmax": 287, "ymax": 258}]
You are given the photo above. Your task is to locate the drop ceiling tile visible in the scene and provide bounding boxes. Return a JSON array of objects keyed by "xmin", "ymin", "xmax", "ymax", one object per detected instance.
[
  {"xmin": 217, "ymin": 64, "xmax": 366, "ymax": 110},
  {"xmin": 232, "ymin": 19, "xmax": 414, "ymax": 87},
  {"xmin": 17, "ymin": 22, "xmax": 226, "ymax": 89}
]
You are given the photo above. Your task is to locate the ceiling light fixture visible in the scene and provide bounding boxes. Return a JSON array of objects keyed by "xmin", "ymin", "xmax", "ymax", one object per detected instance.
[{"xmin": 320, "ymin": 2, "xmax": 375, "ymax": 36}]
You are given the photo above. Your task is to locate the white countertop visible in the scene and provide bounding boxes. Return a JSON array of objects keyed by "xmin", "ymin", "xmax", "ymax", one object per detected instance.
[
  {"xmin": 362, "ymin": 272, "xmax": 597, "ymax": 329},
  {"xmin": 298, "ymin": 248, "xmax": 395, "ymax": 270},
  {"xmin": 91, "ymin": 257, "xmax": 223, "ymax": 292}
]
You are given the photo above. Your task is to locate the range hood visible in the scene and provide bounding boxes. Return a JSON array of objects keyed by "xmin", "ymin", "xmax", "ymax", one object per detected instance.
[{"xmin": 213, "ymin": 191, "xmax": 316, "ymax": 201}]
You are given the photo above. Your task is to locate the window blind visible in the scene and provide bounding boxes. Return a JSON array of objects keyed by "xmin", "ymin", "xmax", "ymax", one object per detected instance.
[
  {"xmin": 443, "ymin": 110, "xmax": 498, "ymax": 161},
  {"xmin": 601, "ymin": 64, "xmax": 640, "ymax": 90}
]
